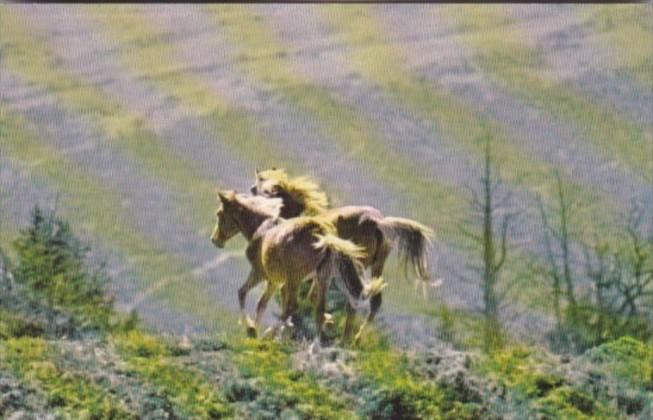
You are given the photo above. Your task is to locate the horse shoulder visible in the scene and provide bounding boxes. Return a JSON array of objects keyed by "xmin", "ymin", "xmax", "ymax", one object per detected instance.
[{"xmin": 246, "ymin": 237, "xmax": 264, "ymax": 265}]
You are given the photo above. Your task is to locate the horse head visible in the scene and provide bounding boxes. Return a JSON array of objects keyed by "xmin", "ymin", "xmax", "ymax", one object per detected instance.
[{"xmin": 211, "ymin": 190, "xmax": 239, "ymax": 248}]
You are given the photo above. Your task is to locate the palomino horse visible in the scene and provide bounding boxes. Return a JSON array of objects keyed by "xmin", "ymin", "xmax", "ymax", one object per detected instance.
[
  {"xmin": 250, "ymin": 168, "xmax": 438, "ymax": 338},
  {"xmin": 210, "ymin": 190, "xmax": 381, "ymax": 344}
]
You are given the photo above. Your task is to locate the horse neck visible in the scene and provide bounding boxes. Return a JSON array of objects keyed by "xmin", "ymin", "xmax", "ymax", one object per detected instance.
[
  {"xmin": 278, "ymin": 191, "xmax": 305, "ymax": 218},
  {"xmin": 234, "ymin": 206, "xmax": 273, "ymax": 241}
]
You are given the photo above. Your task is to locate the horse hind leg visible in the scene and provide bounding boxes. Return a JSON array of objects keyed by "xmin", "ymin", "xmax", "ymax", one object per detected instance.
[
  {"xmin": 351, "ymin": 243, "xmax": 388, "ymax": 345},
  {"xmin": 354, "ymin": 292, "xmax": 383, "ymax": 345},
  {"xmin": 265, "ymin": 277, "xmax": 301, "ymax": 340},
  {"xmin": 364, "ymin": 242, "xmax": 390, "ymax": 325}
]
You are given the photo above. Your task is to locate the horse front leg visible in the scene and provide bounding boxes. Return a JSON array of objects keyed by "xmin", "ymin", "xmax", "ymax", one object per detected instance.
[
  {"xmin": 239, "ymin": 269, "xmax": 264, "ymax": 327},
  {"xmin": 251, "ymin": 282, "xmax": 276, "ymax": 338}
]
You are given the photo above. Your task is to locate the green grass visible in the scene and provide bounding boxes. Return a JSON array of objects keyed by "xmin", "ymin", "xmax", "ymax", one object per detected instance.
[
  {"xmin": 477, "ymin": 344, "xmax": 620, "ymax": 419},
  {"xmin": 2, "ymin": 6, "xmax": 647, "ymax": 338},
  {"xmin": 583, "ymin": 5, "xmax": 653, "ymax": 86},
  {"xmin": 205, "ymin": 6, "xmax": 470, "ymax": 234},
  {"xmin": 204, "ymin": 6, "xmax": 629, "ymax": 260},
  {"xmin": 0, "ymin": 113, "xmax": 238, "ymax": 332},
  {"xmin": 1, "ymin": 9, "xmax": 222, "ymax": 223},
  {"xmin": 0, "ymin": 337, "xmax": 136, "ymax": 419},
  {"xmin": 585, "ymin": 336, "xmax": 653, "ymax": 390},
  {"xmin": 81, "ymin": 6, "xmax": 592, "ymax": 332},
  {"xmin": 87, "ymin": 8, "xmax": 295, "ymax": 171},
  {"xmin": 354, "ymin": 346, "xmax": 444, "ymax": 419},
  {"xmin": 2, "ymin": 9, "xmax": 247, "ymax": 331},
  {"xmin": 230, "ymin": 338, "xmax": 356, "ymax": 419},
  {"xmin": 112, "ymin": 330, "xmax": 233, "ymax": 418},
  {"xmin": 317, "ymin": 6, "xmax": 635, "ymax": 235},
  {"xmin": 444, "ymin": 6, "xmax": 653, "ymax": 182},
  {"xmin": 92, "ymin": 7, "xmax": 465, "ymax": 242}
]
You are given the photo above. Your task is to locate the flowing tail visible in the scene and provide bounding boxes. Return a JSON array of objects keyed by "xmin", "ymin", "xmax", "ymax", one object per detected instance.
[
  {"xmin": 378, "ymin": 217, "xmax": 434, "ymax": 282},
  {"xmin": 313, "ymin": 234, "xmax": 384, "ymax": 308}
]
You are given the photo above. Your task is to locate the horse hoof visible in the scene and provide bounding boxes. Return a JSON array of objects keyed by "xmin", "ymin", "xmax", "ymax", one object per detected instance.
[
  {"xmin": 262, "ymin": 327, "xmax": 276, "ymax": 339},
  {"xmin": 245, "ymin": 316, "xmax": 256, "ymax": 329},
  {"xmin": 323, "ymin": 313, "xmax": 334, "ymax": 326}
]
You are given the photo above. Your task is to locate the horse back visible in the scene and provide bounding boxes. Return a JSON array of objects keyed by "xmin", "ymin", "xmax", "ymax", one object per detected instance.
[
  {"xmin": 260, "ymin": 219, "xmax": 325, "ymax": 282},
  {"xmin": 326, "ymin": 206, "xmax": 385, "ymax": 266}
]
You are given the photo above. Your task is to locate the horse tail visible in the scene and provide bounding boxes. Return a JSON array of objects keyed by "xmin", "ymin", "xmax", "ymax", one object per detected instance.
[
  {"xmin": 377, "ymin": 217, "xmax": 434, "ymax": 282},
  {"xmin": 313, "ymin": 233, "xmax": 365, "ymax": 262},
  {"xmin": 314, "ymin": 234, "xmax": 384, "ymax": 307}
]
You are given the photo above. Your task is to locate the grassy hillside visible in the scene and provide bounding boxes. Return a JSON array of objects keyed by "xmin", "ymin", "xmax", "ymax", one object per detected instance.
[
  {"xmin": 0, "ymin": 0, "xmax": 653, "ymax": 376},
  {"xmin": 3, "ymin": 332, "xmax": 651, "ymax": 419},
  {"xmin": 2, "ymin": 169, "xmax": 652, "ymax": 419}
]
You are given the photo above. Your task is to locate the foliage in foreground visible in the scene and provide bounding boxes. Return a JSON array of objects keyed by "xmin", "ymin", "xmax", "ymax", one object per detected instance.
[
  {"xmin": 478, "ymin": 337, "xmax": 653, "ymax": 418},
  {"xmin": 0, "ymin": 337, "xmax": 135, "ymax": 419}
]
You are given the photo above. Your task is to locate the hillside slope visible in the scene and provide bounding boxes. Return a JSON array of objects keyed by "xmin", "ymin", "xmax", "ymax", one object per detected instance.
[
  {"xmin": 1, "ymin": 4, "xmax": 652, "ymax": 347},
  {"xmin": 2, "ymin": 332, "xmax": 651, "ymax": 419}
]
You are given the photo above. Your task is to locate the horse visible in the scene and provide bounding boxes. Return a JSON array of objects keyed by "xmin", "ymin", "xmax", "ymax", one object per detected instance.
[
  {"xmin": 250, "ymin": 168, "xmax": 438, "ymax": 319},
  {"xmin": 210, "ymin": 190, "xmax": 382, "ymax": 345}
]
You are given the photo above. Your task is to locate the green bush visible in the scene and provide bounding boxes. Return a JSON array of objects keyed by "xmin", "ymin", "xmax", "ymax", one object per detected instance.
[
  {"xmin": 0, "ymin": 337, "xmax": 136, "ymax": 419},
  {"xmin": 585, "ymin": 336, "xmax": 653, "ymax": 389},
  {"xmin": 562, "ymin": 299, "xmax": 652, "ymax": 353},
  {"xmin": 356, "ymin": 349, "xmax": 443, "ymax": 419},
  {"xmin": 0, "ymin": 309, "xmax": 44, "ymax": 339},
  {"xmin": 9, "ymin": 206, "xmax": 130, "ymax": 336},
  {"xmin": 112, "ymin": 330, "xmax": 233, "ymax": 419},
  {"xmin": 232, "ymin": 339, "xmax": 354, "ymax": 419}
]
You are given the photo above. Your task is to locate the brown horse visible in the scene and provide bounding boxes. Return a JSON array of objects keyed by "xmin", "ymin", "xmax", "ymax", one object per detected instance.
[
  {"xmin": 250, "ymin": 168, "xmax": 437, "ymax": 334},
  {"xmin": 210, "ymin": 190, "xmax": 381, "ymax": 344}
]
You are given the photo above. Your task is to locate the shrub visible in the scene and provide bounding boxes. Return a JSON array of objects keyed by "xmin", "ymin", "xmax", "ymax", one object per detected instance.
[
  {"xmin": 0, "ymin": 309, "xmax": 44, "ymax": 339},
  {"xmin": 0, "ymin": 337, "xmax": 135, "ymax": 418},
  {"xmin": 534, "ymin": 386, "xmax": 595, "ymax": 419},
  {"xmin": 585, "ymin": 336, "xmax": 653, "ymax": 389},
  {"xmin": 10, "ymin": 206, "xmax": 128, "ymax": 336},
  {"xmin": 232, "ymin": 339, "xmax": 353, "ymax": 419},
  {"xmin": 562, "ymin": 299, "xmax": 652, "ymax": 353},
  {"xmin": 356, "ymin": 349, "xmax": 443, "ymax": 419},
  {"xmin": 112, "ymin": 331, "xmax": 233, "ymax": 419}
]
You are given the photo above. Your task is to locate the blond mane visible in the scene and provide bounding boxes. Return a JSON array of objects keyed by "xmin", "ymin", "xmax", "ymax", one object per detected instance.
[{"xmin": 259, "ymin": 168, "xmax": 329, "ymax": 216}]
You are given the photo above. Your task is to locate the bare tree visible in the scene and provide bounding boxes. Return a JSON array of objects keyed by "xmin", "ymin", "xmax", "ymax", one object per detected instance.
[
  {"xmin": 581, "ymin": 240, "xmax": 620, "ymax": 342},
  {"xmin": 536, "ymin": 171, "xmax": 579, "ymax": 328},
  {"xmin": 0, "ymin": 184, "xmax": 12, "ymax": 297},
  {"xmin": 575, "ymin": 202, "xmax": 653, "ymax": 348},
  {"xmin": 459, "ymin": 135, "xmax": 518, "ymax": 352},
  {"xmin": 617, "ymin": 206, "xmax": 653, "ymax": 317}
]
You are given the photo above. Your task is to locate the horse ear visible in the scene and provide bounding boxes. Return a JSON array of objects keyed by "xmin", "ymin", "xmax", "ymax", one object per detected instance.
[{"xmin": 218, "ymin": 190, "xmax": 235, "ymax": 203}]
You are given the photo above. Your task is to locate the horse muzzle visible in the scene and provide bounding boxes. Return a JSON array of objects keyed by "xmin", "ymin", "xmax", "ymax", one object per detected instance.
[{"xmin": 211, "ymin": 235, "xmax": 225, "ymax": 248}]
